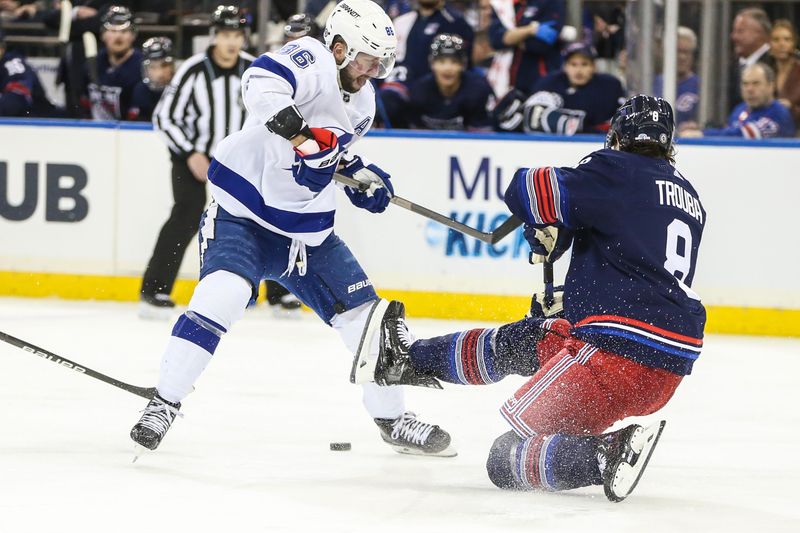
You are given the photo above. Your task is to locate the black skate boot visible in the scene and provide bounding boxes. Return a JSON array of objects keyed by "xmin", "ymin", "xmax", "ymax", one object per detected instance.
[
  {"xmin": 130, "ymin": 394, "xmax": 182, "ymax": 451},
  {"xmin": 139, "ymin": 293, "xmax": 176, "ymax": 320},
  {"xmin": 375, "ymin": 301, "xmax": 442, "ymax": 389},
  {"xmin": 375, "ymin": 411, "xmax": 456, "ymax": 457},
  {"xmin": 269, "ymin": 293, "xmax": 302, "ymax": 318},
  {"xmin": 598, "ymin": 420, "xmax": 666, "ymax": 502}
]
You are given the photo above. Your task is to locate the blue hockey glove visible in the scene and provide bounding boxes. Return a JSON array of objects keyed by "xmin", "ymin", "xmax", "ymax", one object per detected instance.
[
  {"xmin": 528, "ymin": 285, "xmax": 565, "ymax": 318},
  {"xmin": 535, "ymin": 20, "xmax": 559, "ymax": 45},
  {"xmin": 524, "ymin": 224, "xmax": 573, "ymax": 264},
  {"xmin": 340, "ymin": 156, "xmax": 394, "ymax": 214},
  {"xmin": 292, "ymin": 128, "xmax": 340, "ymax": 192}
]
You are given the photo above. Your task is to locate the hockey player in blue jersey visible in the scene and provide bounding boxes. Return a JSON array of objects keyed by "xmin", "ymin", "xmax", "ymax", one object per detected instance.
[
  {"xmin": 408, "ymin": 33, "xmax": 494, "ymax": 131},
  {"xmin": 681, "ymin": 63, "xmax": 795, "ymax": 139},
  {"xmin": 130, "ymin": 0, "xmax": 455, "ymax": 458},
  {"xmin": 86, "ymin": 5, "xmax": 144, "ymax": 121},
  {"xmin": 355, "ymin": 95, "xmax": 707, "ymax": 502},
  {"xmin": 0, "ymin": 26, "xmax": 54, "ymax": 117},
  {"xmin": 129, "ymin": 37, "xmax": 175, "ymax": 122}
]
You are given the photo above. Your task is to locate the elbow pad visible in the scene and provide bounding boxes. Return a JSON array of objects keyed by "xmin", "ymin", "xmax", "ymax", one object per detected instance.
[{"xmin": 265, "ymin": 104, "xmax": 313, "ymax": 140}]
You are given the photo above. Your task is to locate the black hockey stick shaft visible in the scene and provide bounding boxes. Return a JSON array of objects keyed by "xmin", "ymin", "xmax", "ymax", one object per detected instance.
[
  {"xmin": 543, "ymin": 261, "xmax": 555, "ymax": 308},
  {"xmin": 0, "ymin": 331, "xmax": 157, "ymax": 400},
  {"xmin": 333, "ymin": 173, "xmax": 523, "ymax": 244}
]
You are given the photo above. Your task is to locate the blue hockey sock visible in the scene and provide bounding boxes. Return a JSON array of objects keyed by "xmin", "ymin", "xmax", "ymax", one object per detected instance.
[
  {"xmin": 486, "ymin": 431, "xmax": 603, "ymax": 491},
  {"xmin": 409, "ymin": 317, "xmax": 548, "ymax": 385},
  {"xmin": 171, "ymin": 311, "xmax": 227, "ymax": 353}
]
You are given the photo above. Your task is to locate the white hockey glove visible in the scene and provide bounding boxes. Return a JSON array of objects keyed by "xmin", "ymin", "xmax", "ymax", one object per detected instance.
[
  {"xmin": 528, "ymin": 287, "xmax": 565, "ymax": 318},
  {"xmin": 523, "ymin": 224, "xmax": 574, "ymax": 264}
]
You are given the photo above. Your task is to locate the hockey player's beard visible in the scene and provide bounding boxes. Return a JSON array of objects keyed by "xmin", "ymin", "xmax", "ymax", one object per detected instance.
[{"xmin": 338, "ymin": 65, "xmax": 368, "ymax": 94}]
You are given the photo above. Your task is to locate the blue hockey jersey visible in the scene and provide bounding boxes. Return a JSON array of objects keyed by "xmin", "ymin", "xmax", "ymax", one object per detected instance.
[
  {"xmin": 704, "ymin": 100, "xmax": 795, "ymax": 139},
  {"xmin": 391, "ymin": 7, "xmax": 475, "ymax": 86},
  {"xmin": 408, "ymin": 70, "xmax": 494, "ymax": 131},
  {"xmin": 505, "ymin": 149, "xmax": 707, "ymax": 375},
  {"xmin": 0, "ymin": 51, "xmax": 52, "ymax": 117},
  {"xmin": 653, "ymin": 74, "xmax": 699, "ymax": 127},
  {"xmin": 531, "ymin": 71, "xmax": 625, "ymax": 133},
  {"xmin": 87, "ymin": 48, "xmax": 143, "ymax": 121}
]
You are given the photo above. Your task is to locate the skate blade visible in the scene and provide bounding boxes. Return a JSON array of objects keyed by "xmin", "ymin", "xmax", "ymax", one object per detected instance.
[
  {"xmin": 138, "ymin": 303, "xmax": 176, "ymax": 321},
  {"xmin": 609, "ymin": 420, "xmax": 666, "ymax": 502},
  {"xmin": 387, "ymin": 443, "xmax": 458, "ymax": 458},
  {"xmin": 350, "ymin": 299, "xmax": 389, "ymax": 384},
  {"xmin": 132, "ymin": 444, "xmax": 150, "ymax": 463}
]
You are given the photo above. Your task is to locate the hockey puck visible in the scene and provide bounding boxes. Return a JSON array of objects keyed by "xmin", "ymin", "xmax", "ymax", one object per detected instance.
[{"xmin": 329, "ymin": 442, "xmax": 351, "ymax": 451}]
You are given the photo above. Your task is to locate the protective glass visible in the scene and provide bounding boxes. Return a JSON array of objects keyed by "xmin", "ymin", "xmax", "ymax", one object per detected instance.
[{"xmin": 348, "ymin": 51, "xmax": 395, "ymax": 79}]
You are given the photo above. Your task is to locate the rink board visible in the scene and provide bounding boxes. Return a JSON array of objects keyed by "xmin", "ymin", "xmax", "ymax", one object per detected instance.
[{"xmin": 1, "ymin": 120, "xmax": 799, "ymax": 335}]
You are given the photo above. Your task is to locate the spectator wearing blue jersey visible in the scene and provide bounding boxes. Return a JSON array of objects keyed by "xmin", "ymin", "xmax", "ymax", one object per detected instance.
[
  {"xmin": 495, "ymin": 43, "xmax": 623, "ymax": 135},
  {"xmin": 682, "ymin": 63, "xmax": 795, "ymax": 139},
  {"xmin": 377, "ymin": 0, "xmax": 474, "ymax": 128},
  {"xmin": 129, "ymin": 37, "xmax": 174, "ymax": 122},
  {"xmin": 86, "ymin": 5, "xmax": 144, "ymax": 121},
  {"xmin": 0, "ymin": 25, "xmax": 54, "ymax": 116},
  {"xmin": 654, "ymin": 27, "xmax": 699, "ymax": 130},
  {"xmin": 488, "ymin": 0, "xmax": 565, "ymax": 95},
  {"xmin": 408, "ymin": 33, "xmax": 494, "ymax": 131}
]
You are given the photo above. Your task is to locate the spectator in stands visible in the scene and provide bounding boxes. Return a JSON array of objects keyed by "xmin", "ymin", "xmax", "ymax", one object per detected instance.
[
  {"xmin": 588, "ymin": 1, "xmax": 625, "ymax": 80},
  {"xmin": 85, "ymin": 5, "xmax": 143, "ymax": 120},
  {"xmin": 769, "ymin": 19, "xmax": 800, "ymax": 129},
  {"xmin": 682, "ymin": 63, "xmax": 794, "ymax": 139},
  {"xmin": 129, "ymin": 36, "xmax": 173, "ymax": 122},
  {"xmin": 487, "ymin": 0, "xmax": 564, "ymax": 96},
  {"xmin": 729, "ymin": 7, "xmax": 774, "ymax": 112},
  {"xmin": 0, "ymin": 23, "xmax": 54, "ymax": 116},
  {"xmin": 654, "ymin": 26, "xmax": 700, "ymax": 130},
  {"xmin": 407, "ymin": 33, "xmax": 493, "ymax": 131},
  {"xmin": 377, "ymin": 0, "xmax": 474, "ymax": 128},
  {"xmin": 493, "ymin": 43, "xmax": 623, "ymax": 135}
]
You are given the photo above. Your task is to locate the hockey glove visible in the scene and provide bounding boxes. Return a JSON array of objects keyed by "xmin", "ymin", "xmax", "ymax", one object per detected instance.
[
  {"xmin": 534, "ymin": 20, "xmax": 560, "ymax": 45},
  {"xmin": 292, "ymin": 128, "xmax": 340, "ymax": 193},
  {"xmin": 339, "ymin": 155, "xmax": 394, "ymax": 214},
  {"xmin": 528, "ymin": 286, "xmax": 565, "ymax": 318},
  {"xmin": 524, "ymin": 224, "xmax": 574, "ymax": 264}
]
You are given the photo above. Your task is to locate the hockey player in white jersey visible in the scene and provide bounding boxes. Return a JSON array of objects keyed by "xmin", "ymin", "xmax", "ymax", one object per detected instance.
[{"xmin": 130, "ymin": 0, "xmax": 455, "ymax": 457}]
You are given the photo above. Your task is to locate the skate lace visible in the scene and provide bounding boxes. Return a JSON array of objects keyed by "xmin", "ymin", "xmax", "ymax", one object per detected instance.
[
  {"xmin": 395, "ymin": 318, "xmax": 416, "ymax": 349},
  {"xmin": 391, "ymin": 412, "xmax": 435, "ymax": 445},
  {"xmin": 138, "ymin": 398, "xmax": 183, "ymax": 435}
]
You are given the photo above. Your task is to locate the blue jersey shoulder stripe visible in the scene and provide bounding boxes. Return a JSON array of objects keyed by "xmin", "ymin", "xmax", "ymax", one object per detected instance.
[
  {"xmin": 251, "ymin": 55, "xmax": 297, "ymax": 98},
  {"xmin": 208, "ymin": 159, "xmax": 334, "ymax": 234}
]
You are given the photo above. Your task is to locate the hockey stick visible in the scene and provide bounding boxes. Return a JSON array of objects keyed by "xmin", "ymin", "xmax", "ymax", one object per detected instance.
[
  {"xmin": 0, "ymin": 331, "xmax": 157, "ymax": 400},
  {"xmin": 82, "ymin": 31, "xmax": 99, "ymax": 84},
  {"xmin": 543, "ymin": 261, "xmax": 555, "ymax": 308},
  {"xmin": 333, "ymin": 173, "xmax": 522, "ymax": 244}
]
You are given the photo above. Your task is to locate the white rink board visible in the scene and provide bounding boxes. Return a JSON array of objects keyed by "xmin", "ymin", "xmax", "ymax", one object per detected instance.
[{"xmin": 0, "ymin": 121, "xmax": 799, "ymax": 309}]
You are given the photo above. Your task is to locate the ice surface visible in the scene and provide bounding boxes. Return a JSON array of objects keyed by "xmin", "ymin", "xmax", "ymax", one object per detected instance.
[{"xmin": 0, "ymin": 298, "xmax": 798, "ymax": 533}]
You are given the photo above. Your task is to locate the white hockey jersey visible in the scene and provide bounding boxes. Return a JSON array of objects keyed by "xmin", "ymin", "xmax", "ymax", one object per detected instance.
[{"xmin": 209, "ymin": 37, "xmax": 375, "ymax": 247}]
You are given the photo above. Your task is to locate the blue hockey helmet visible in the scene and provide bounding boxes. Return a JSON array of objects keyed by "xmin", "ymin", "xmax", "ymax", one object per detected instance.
[
  {"xmin": 429, "ymin": 33, "xmax": 466, "ymax": 64},
  {"xmin": 102, "ymin": 5, "xmax": 135, "ymax": 32},
  {"xmin": 605, "ymin": 95, "xmax": 675, "ymax": 154},
  {"xmin": 211, "ymin": 5, "xmax": 247, "ymax": 33}
]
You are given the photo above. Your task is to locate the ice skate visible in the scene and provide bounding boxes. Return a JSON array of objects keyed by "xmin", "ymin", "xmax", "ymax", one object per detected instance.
[
  {"xmin": 138, "ymin": 293, "xmax": 176, "ymax": 320},
  {"xmin": 269, "ymin": 293, "xmax": 302, "ymax": 319},
  {"xmin": 358, "ymin": 300, "xmax": 441, "ymax": 389},
  {"xmin": 375, "ymin": 411, "xmax": 456, "ymax": 457},
  {"xmin": 130, "ymin": 394, "xmax": 182, "ymax": 452},
  {"xmin": 598, "ymin": 420, "xmax": 666, "ymax": 502}
]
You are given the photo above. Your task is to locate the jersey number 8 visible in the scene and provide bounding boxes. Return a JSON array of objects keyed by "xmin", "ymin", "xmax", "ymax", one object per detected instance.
[{"xmin": 664, "ymin": 219, "xmax": 699, "ymax": 300}]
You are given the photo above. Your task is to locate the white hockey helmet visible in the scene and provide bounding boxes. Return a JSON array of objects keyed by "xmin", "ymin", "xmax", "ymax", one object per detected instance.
[{"xmin": 324, "ymin": 0, "xmax": 397, "ymax": 79}]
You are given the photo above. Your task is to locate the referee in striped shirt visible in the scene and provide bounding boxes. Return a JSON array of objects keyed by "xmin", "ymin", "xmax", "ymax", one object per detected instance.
[{"xmin": 139, "ymin": 5, "xmax": 254, "ymax": 317}]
